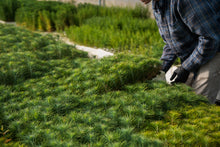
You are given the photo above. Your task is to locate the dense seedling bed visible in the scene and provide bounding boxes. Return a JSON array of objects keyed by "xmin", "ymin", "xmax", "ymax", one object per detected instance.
[
  {"xmin": 15, "ymin": 0, "xmax": 77, "ymax": 31},
  {"xmin": 0, "ymin": 24, "xmax": 88, "ymax": 85},
  {"xmin": 65, "ymin": 16, "xmax": 163, "ymax": 55},
  {"xmin": 0, "ymin": 0, "xmax": 164, "ymax": 55},
  {"xmin": 15, "ymin": 1, "xmax": 151, "ymax": 31},
  {"xmin": 143, "ymin": 105, "xmax": 220, "ymax": 146},
  {"xmin": 1, "ymin": 24, "xmax": 219, "ymax": 146},
  {"xmin": 64, "ymin": 4, "xmax": 163, "ymax": 55},
  {"xmin": 1, "ymin": 81, "xmax": 209, "ymax": 146}
]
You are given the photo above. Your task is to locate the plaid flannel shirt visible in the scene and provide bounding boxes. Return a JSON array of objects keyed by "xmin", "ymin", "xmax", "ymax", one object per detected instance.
[{"xmin": 153, "ymin": 0, "xmax": 220, "ymax": 72}]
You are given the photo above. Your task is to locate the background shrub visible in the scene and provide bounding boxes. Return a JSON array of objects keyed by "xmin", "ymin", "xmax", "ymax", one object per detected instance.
[
  {"xmin": 14, "ymin": 1, "xmax": 162, "ymax": 55},
  {"xmin": 0, "ymin": 0, "xmax": 21, "ymax": 21},
  {"xmin": 15, "ymin": 1, "xmax": 77, "ymax": 31}
]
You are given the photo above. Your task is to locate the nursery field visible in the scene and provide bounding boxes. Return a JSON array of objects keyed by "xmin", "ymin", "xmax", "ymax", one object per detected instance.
[
  {"xmin": 1, "ymin": 24, "xmax": 220, "ymax": 146},
  {"xmin": 0, "ymin": 0, "xmax": 163, "ymax": 55},
  {"xmin": 0, "ymin": 0, "xmax": 220, "ymax": 146}
]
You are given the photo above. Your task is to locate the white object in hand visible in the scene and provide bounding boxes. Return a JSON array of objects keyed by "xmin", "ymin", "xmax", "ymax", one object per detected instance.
[{"xmin": 165, "ymin": 66, "xmax": 178, "ymax": 84}]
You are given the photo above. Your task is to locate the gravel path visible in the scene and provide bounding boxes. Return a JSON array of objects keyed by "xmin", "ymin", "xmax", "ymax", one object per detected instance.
[
  {"xmin": 0, "ymin": 20, "xmax": 114, "ymax": 59},
  {"xmin": 47, "ymin": 32, "xmax": 114, "ymax": 59}
]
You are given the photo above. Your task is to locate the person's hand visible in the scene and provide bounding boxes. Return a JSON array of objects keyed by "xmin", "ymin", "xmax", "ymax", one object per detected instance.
[
  {"xmin": 140, "ymin": 0, "xmax": 152, "ymax": 4},
  {"xmin": 170, "ymin": 66, "xmax": 189, "ymax": 84}
]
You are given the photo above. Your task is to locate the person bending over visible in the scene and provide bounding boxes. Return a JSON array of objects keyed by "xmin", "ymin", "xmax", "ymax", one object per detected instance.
[{"xmin": 140, "ymin": 0, "xmax": 220, "ymax": 105}]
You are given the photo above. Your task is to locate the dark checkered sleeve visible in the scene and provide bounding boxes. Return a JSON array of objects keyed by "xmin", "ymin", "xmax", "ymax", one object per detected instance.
[
  {"xmin": 161, "ymin": 44, "xmax": 177, "ymax": 72},
  {"xmin": 178, "ymin": 0, "xmax": 220, "ymax": 71}
]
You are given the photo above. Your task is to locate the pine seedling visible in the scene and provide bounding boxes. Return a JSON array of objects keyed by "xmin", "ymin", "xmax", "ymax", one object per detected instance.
[
  {"xmin": 165, "ymin": 111, "xmax": 181, "ymax": 125},
  {"xmin": 42, "ymin": 10, "xmax": 52, "ymax": 32},
  {"xmin": 0, "ymin": 124, "xmax": 25, "ymax": 146},
  {"xmin": 38, "ymin": 12, "xmax": 45, "ymax": 31},
  {"xmin": 93, "ymin": 123, "xmax": 107, "ymax": 136},
  {"xmin": 101, "ymin": 131, "xmax": 120, "ymax": 145},
  {"xmin": 118, "ymin": 116, "xmax": 133, "ymax": 128}
]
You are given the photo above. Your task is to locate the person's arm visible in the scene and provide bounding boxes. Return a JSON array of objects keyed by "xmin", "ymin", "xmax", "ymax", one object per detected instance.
[
  {"xmin": 157, "ymin": 18, "xmax": 177, "ymax": 73},
  {"xmin": 161, "ymin": 44, "xmax": 177, "ymax": 73},
  {"xmin": 178, "ymin": 0, "xmax": 220, "ymax": 72}
]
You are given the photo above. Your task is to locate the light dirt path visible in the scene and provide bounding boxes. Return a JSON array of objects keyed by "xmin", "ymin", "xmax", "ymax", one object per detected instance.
[
  {"xmin": 0, "ymin": 20, "xmax": 114, "ymax": 59},
  {"xmin": 43, "ymin": 32, "xmax": 114, "ymax": 59}
]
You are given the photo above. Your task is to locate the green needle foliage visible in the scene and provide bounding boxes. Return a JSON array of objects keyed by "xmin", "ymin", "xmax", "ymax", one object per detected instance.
[
  {"xmin": 0, "ymin": 24, "xmax": 88, "ymax": 85},
  {"xmin": 1, "ymin": 107, "xmax": 25, "ymax": 146},
  {"xmin": 12, "ymin": 0, "xmax": 163, "ymax": 55},
  {"xmin": 0, "ymin": 0, "xmax": 164, "ymax": 56},
  {"xmin": 143, "ymin": 105, "xmax": 220, "ymax": 146},
  {"xmin": 64, "ymin": 54, "xmax": 162, "ymax": 95},
  {"xmin": 15, "ymin": 0, "xmax": 77, "ymax": 31},
  {"xmin": 0, "ymin": 0, "xmax": 36, "ymax": 21},
  {"xmin": 0, "ymin": 24, "xmax": 216, "ymax": 147},
  {"xmin": 0, "ymin": 125, "xmax": 26, "ymax": 147},
  {"xmin": 65, "ymin": 16, "xmax": 163, "ymax": 55},
  {"xmin": 0, "ymin": 0, "xmax": 163, "ymax": 55},
  {"xmin": 0, "ymin": 0, "xmax": 21, "ymax": 21}
]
